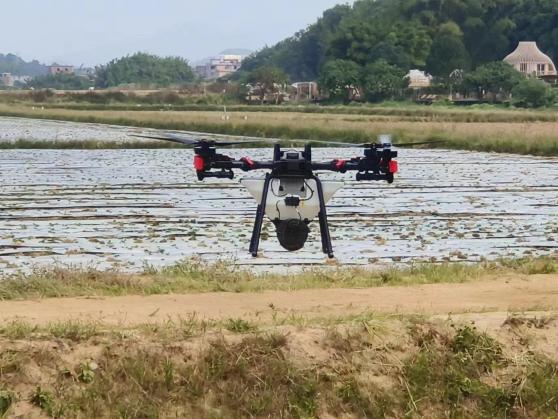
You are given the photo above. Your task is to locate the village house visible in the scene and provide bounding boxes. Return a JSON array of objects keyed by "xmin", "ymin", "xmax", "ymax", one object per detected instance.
[
  {"xmin": 195, "ymin": 55, "xmax": 245, "ymax": 80},
  {"xmin": 1, "ymin": 72, "xmax": 14, "ymax": 87},
  {"xmin": 48, "ymin": 65, "xmax": 75, "ymax": 75},
  {"xmin": 291, "ymin": 81, "xmax": 319, "ymax": 101},
  {"xmin": 504, "ymin": 41, "xmax": 557, "ymax": 79},
  {"xmin": 406, "ymin": 69, "xmax": 432, "ymax": 88}
]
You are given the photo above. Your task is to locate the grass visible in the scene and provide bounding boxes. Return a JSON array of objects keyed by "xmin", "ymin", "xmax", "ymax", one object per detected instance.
[
  {"xmin": 0, "ymin": 138, "xmax": 183, "ymax": 149},
  {"xmin": 1, "ymin": 104, "xmax": 558, "ymax": 155},
  {"xmin": 224, "ymin": 318, "xmax": 257, "ymax": 334},
  {"xmin": 0, "ymin": 389, "xmax": 14, "ymax": 418},
  {"xmin": 405, "ymin": 323, "xmax": 558, "ymax": 417},
  {"xmin": 47, "ymin": 320, "xmax": 100, "ymax": 342},
  {"xmin": 0, "ymin": 256, "xmax": 556, "ymax": 301},
  {"xmin": 2, "ymin": 93, "xmax": 558, "ymax": 122},
  {"xmin": 1, "ymin": 316, "xmax": 557, "ymax": 418}
]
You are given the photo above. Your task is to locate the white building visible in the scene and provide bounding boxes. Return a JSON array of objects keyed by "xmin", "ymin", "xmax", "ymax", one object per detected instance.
[
  {"xmin": 1, "ymin": 73, "xmax": 14, "ymax": 87},
  {"xmin": 195, "ymin": 55, "xmax": 245, "ymax": 80},
  {"xmin": 504, "ymin": 41, "xmax": 557, "ymax": 77},
  {"xmin": 406, "ymin": 69, "xmax": 432, "ymax": 88}
]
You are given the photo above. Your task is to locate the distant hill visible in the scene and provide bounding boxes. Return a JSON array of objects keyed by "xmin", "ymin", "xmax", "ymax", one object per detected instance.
[
  {"xmin": 0, "ymin": 53, "xmax": 48, "ymax": 76},
  {"xmin": 240, "ymin": 0, "xmax": 558, "ymax": 80}
]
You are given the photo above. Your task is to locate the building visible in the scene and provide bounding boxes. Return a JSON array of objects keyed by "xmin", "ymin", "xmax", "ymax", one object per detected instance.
[
  {"xmin": 504, "ymin": 42, "xmax": 557, "ymax": 77},
  {"xmin": 195, "ymin": 55, "xmax": 244, "ymax": 80},
  {"xmin": 406, "ymin": 69, "xmax": 432, "ymax": 88},
  {"xmin": 291, "ymin": 82, "xmax": 319, "ymax": 101},
  {"xmin": 1, "ymin": 73, "xmax": 14, "ymax": 87},
  {"xmin": 48, "ymin": 65, "xmax": 74, "ymax": 75}
]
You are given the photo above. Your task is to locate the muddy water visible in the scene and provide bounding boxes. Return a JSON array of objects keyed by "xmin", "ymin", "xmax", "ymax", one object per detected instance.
[{"xmin": 0, "ymin": 117, "xmax": 557, "ymax": 273}]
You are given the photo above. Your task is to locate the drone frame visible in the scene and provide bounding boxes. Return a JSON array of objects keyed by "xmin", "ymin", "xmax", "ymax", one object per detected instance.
[{"xmin": 192, "ymin": 141, "xmax": 398, "ymax": 258}]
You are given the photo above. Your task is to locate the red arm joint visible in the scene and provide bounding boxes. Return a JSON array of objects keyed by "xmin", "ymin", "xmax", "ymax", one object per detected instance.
[
  {"xmin": 241, "ymin": 157, "xmax": 255, "ymax": 171},
  {"xmin": 334, "ymin": 159, "xmax": 347, "ymax": 172}
]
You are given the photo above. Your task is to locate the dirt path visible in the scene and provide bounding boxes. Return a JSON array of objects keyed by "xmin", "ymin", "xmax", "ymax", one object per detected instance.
[{"xmin": 1, "ymin": 274, "xmax": 557, "ymax": 326}]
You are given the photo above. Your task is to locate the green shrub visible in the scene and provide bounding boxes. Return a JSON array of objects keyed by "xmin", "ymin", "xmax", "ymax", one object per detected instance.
[{"xmin": 512, "ymin": 79, "xmax": 555, "ymax": 108}]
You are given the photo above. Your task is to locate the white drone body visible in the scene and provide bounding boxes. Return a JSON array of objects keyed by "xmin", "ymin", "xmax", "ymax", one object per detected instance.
[{"xmin": 241, "ymin": 178, "xmax": 344, "ymax": 221}]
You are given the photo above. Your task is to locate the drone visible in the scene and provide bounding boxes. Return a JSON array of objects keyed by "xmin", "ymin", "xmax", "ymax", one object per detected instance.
[{"xmin": 134, "ymin": 132, "xmax": 436, "ymax": 258}]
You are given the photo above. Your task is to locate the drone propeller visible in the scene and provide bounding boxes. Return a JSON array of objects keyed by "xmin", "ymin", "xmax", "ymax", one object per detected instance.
[
  {"xmin": 132, "ymin": 132, "xmax": 444, "ymax": 149},
  {"xmin": 387, "ymin": 140, "xmax": 446, "ymax": 147},
  {"xmin": 131, "ymin": 133, "xmax": 267, "ymax": 148},
  {"xmin": 306, "ymin": 139, "xmax": 445, "ymax": 148}
]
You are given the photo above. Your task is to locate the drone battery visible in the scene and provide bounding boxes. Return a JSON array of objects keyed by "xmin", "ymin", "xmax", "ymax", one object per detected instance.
[{"xmin": 284, "ymin": 196, "xmax": 300, "ymax": 207}]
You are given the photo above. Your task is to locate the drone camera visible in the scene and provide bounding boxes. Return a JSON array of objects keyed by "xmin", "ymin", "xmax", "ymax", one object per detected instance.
[{"xmin": 276, "ymin": 219, "xmax": 309, "ymax": 251}]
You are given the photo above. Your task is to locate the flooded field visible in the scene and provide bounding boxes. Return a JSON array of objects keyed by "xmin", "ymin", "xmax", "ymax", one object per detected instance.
[{"xmin": 0, "ymin": 117, "xmax": 557, "ymax": 273}]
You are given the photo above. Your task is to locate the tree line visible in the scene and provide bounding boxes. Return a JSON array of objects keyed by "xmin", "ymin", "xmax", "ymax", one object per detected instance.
[
  {"xmin": 25, "ymin": 53, "xmax": 195, "ymax": 90},
  {"xmin": 241, "ymin": 0, "xmax": 558, "ymax": 82}
]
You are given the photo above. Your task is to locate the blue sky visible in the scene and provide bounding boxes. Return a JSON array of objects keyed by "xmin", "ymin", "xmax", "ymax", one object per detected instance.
[{"xmin": 2, "ymin": 0, "xmax": 354, "ymax": 66}]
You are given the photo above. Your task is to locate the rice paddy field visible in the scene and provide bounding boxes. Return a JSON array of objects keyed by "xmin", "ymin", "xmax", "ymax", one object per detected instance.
[
  {"xmin": 0, "ymin": 116, "xmax": 556, "ymax": 275},
  {"xmin": 1, "ymin": 103, "xmax": 558, "ymax": 155},
  {"xmin": 1, "ymin": 115, "xmax": 558, "ymax": 419}
]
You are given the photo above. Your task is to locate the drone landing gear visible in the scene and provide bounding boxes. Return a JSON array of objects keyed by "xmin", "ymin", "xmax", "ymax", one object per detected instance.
[
  {"xmin": 314, "ymin": 176, "xmax": 335, "ymax": 259},
  {"xmin": 249, "ymin": 175, "xmax": 335, "ymax": 259},
  {"xmin": 249, "ymin": 174, "xmax": 272, "ymax": 257}
]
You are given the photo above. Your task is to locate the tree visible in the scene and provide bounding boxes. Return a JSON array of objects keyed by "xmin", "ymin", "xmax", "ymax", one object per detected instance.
[
  {"xmin": 0, "ymin": 53, "xmax": 47, "ymax": 76},
  {"xmin": 362, "ymin": 59, "xmax": 408, "ymax": 102},
  {"xmin": 95, "ymin": 53, "xmax": 194, "ymax": 88},
  {"xmin": 462, "ymin": 62, "xmax": 523, "ymax": 100},
  {"xmin": 512, "ymin": 79, "xmax": 555, "ymax": 108},
  {"xmin": 246, "ymin": 66, "xmax": 288, "ymax": 104},
  {"xmin": 318, "ymin": 59, "xmax": 362, "ymax": 103},
  {"xmin": 26, "ymin": 74, "xmax": 93, "ymax": 90},
  {"xmin": 426, "ymin": 22, "xmax": 471, "ymax": 76}
]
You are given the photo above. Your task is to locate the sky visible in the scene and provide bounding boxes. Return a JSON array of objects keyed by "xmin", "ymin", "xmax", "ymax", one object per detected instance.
[{"xmin": 1, "ymin": 0, "xmax": 354, "ymax": 67}]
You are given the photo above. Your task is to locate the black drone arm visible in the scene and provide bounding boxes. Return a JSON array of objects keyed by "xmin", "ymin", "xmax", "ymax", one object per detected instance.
[{"xmin": 193, "ymin": 143, "xmax": 398, "ymax": 183}]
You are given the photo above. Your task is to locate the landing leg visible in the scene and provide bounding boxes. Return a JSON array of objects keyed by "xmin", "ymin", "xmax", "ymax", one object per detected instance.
[
  {"xmin": 313, "ymin": 177, "xmax": 334, "ymax": 258},
  {"xmin": 249, "ymin": 174, "xmax": 272, "ymax": 257}
]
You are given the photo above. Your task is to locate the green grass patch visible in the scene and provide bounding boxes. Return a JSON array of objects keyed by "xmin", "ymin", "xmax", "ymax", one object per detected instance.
[
  {"xmin": 224, "ymin": 318, "xmax": 257, "ymax": 334},
  {"xmin": 404, "ymin": 323, "xmax": 558, "ymax": 417},
  {"xmin": 0, "ymin": 389, "xmax": 14, "ymax": 418},
  {"xmin": 47, "ymin": 320, "xmax": 100, "ymax": 342},
  {"xmin": 0, "ymin": 257, "xmax": 555, "ymax": 301}
]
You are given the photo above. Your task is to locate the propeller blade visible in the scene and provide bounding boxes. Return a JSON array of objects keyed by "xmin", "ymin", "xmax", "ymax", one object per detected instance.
[
  {"xmin": 306, "ymin": 139, "xmax": 358, "ymax": 147},
  {"xmin": 393, "ymin": 140, "xmax": 446, "ymax": 147},
  {"xmin": 131, "ymin": 133, "xmax": 270, "ymax": 147},
  {"xmin": 132, "ymin": 130, "xmax": 445, "ymax": 149},
  {"xmin": 131, "ymin": 134, "xmax": 199, "ymax": 146}
]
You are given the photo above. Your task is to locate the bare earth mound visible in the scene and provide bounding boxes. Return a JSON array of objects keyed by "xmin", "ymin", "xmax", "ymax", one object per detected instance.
[{"xmin": 1, "ymin": 272, "xmax": 558, "ymax": 418}]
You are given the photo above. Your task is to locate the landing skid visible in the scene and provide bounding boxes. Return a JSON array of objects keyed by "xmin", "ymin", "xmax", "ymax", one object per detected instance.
[{"xmin": 249, "ymin": 174, "xmax": 334, "ymax": 259}]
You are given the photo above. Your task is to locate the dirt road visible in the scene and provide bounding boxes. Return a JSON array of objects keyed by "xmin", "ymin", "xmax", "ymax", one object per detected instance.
[{"xmin": 1, "ymin": 274, "xmax": 557, "ymax": 325}]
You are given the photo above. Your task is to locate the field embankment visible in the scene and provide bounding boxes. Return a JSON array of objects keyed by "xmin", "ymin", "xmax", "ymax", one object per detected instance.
[
  {"xmin": 1, "ymin": 104, "xmax": 557, "ymax": 155},
  {"xmin": 1, "ymin": 257, "xmax": 556, "ymax": 300},
  {"xmin": 1, "ymin": 259, "xmax": 557, "ymax": 417}
]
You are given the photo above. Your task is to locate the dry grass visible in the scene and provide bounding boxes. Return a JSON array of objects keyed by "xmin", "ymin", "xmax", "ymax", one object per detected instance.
[
  {"xmin": 1, "ymin": 256, "xmax": 555, "ymax": 301},
  {"xmin": 1, "ymin": 316, "xmax": 557, "ymax": 418},
  {"xmin": 1, "ymin": 104, "xmax": 557, "ymax": 155}
]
